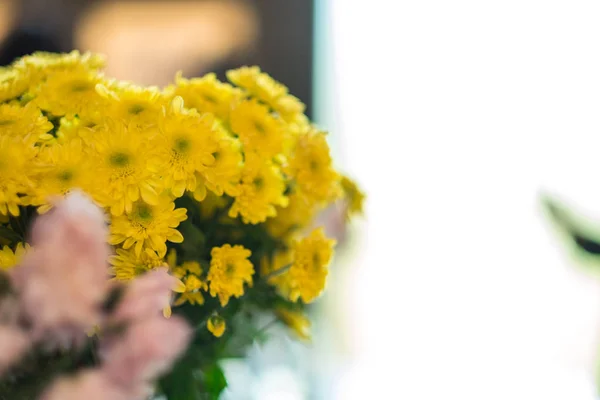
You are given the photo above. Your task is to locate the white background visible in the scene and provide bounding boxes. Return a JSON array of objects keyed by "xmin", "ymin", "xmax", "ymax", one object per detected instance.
[{"xmin": 329, "ymin": 1, "xmax": 600, "ymax": 399}]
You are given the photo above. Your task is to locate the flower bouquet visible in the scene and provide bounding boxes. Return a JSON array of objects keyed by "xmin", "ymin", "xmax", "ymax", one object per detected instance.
[{"xmin": 0, "ymin": 51, "xmax": 364, "ymax": 399}]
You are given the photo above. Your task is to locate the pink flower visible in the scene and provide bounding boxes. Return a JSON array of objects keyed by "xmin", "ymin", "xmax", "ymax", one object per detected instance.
[
  {"xmin": 40, "ymin": 370, "xmax": 129, "ymax": 400},
  {"xmin": 10, "ymin": 191, "xmax": 111, "ymax": 346},
  {"xmin": 0, "ymin": 326, "xmax": 29, "ymax": 373},
  {"xmin": 101, "ymin": 315, "xmax": 191, "ymax": 397},
  {"xmin": 112, "ymin": 268, "xmax": 182, "ymax": 323}
]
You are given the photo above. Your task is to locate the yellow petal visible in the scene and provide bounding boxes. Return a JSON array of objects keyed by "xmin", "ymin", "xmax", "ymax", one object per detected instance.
[
  {"xmin": 8, "ymin": 202, "xmax": 19, "ymax": 217},
  {"xmin": 140, "ymin": 184, "xmax": 158, "ymax": 205},
  {"xmin": 193, "ymin": 184, "xmax": 207, "ymax": 202},
  {"xmin": 167, "ymin": 229, "xmax": 184, "ymax": 243},
  {"xmin": 134, "ymin": 240, "xmax": 144, "ymax": 257},
  {"xmin": 173, "ymin": 278, "xmax": 186, "ymax": 293},
  {"xmin": 172, "ymin": 180, "xmax": 186, "ymax": 198},
  {"xmin": 173, "ymin": 296, "xmax": 186, "ymax": 306},
  {"xmin": 128, "ymin": 185, "xmax": 139, "ymax": 202}
]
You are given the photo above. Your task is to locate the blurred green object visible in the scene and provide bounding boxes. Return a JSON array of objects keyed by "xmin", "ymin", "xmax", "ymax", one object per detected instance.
[{"xmin": 542, "ymin": 193, "xmax": 600, "ymax": 273}]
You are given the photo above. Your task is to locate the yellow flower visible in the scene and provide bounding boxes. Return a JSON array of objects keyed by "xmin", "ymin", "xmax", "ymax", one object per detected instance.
[
  {"xmin": 174, "ymin": 273, "xmax": 207, "ymax": 306},
  {"xmin": 228, "ymin": 155, "xmax": 288, "ymax": 224},
  {"xmin": 287, "ymin": 129, "xmax": 340, "ymax": 205},
  {"xmin": 90, "ymin": 120, "xmax": 161, "ymax": 216},
  {"xmin": 29, "ymin": 140, "xmax": 96, "ymax": 213},
  {"xmin": 195, "ymin": 125, "xmax": 242, "ymax": 200},
  {"xmin": 55, "ymin": 117, "xmax": 96, "ymax": 144},
  {"xmin": 169, "ymin": 72, "xmax": 242, "ymax": 120},
  {"xmin": 341, "ymin": 175, "xmax": 365, "ymax": 219},
  {"xmin": 0, "ymin": 67, "xmax": 29, "ymax": 103},
  {"xmin": 109, "ymin": 196, "xmax": 187, "ymax": 257},
  {"xmin": 266, "ymin": 193, "xmax": 317, "ymax": 239},
  {"xmin": 0, "ymin": 101, "xmax": 53, "ymax": 143},
  {"xmin": 96, "ymin": 82, "xmax": 167, "ymax": 129},
  {"xmin": 227, "ymin": 66, "xmax": 286, "ymax": 107},
  {"xmin": 15, "ymin": 50, "xmax": 105, "ymax": 86},
  {"xmin": 0, "ymin": 243, "xmax": 30, "ymax": 270},
  {"xmin": 227, "ymin": 66, "xmax": 305, "ymax": 122},
  {"xmin": 207, "ymin": 314, "xmax": 226, "ymax": 338},
  {"xmin": 275, "ymin": 307, "xmax": 311, "ymax": 341},
  {"xmin": 152, "ymin": 97, "xmax": 218, "ymax": 198},
  {"xmin": 207, "ymin": 244, "xmax": 254, "ymax": 306},
  {"xmin": 168, "ymin": 250, "xmax": 208, "ymax": 306},
  {"xmin": 0, "ymin": 135, "xmax": 37, "ymax": 216},
  {"xmin": 229, "ymin": 99, "xmax": 285, "ymax": 158},
  {"xmin": 33, "ymin": 67, "xmax": 106, "ymax": 119},
  {"xmin": 108, "ymin": 247, "xmax": 166, "ymax": 281},
  {"xmin": 273, "ymin": 94, "xmax": 306, "ymax": 123},
  {"xmin": 277, "ymin": 228, "xmax": 336, "ymax": 304}
]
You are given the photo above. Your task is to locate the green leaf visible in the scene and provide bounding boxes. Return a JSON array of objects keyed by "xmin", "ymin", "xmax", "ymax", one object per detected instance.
[
  {"xmin": 201, "ymin": 364, "xmax": 227, "ymax": 400},
  {"xmin": 542, "ymin": 194, "xmax": 600, "ymax": 273},
  {"xmin": 0, "ymin": 226, "xmax": 22, "ymax": 243},
  {"xmin": 159, "ymin": 356, "xmax": 201, "ymax": 400}
]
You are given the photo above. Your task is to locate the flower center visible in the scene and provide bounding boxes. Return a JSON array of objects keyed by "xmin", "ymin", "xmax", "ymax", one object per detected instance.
[
  {"xmin": 70, "ymin": 81, "xmax": 93, "ymax": 93},
  {"xmin": 128, "ymin": 103, "xmax": 145, "ymax": 115},
  {"xmin": 174, "ymin": 137, "xmax": 191, "ymax": 153},
  {"xmin": 57, "ymin": 169, "xmax": 74, "ymax": 182},
  {"xmin": 109, "ymin": 151, "xmax": 131, "ymax": 168},
  {"xmin": 131, "ymin": 203, "xmax": 154, "ymax": 228},
  {"xmin": 225, "ymin": 263, "xmax": 235, "ymax": 275},
  {"xmin": 203, "ymin": 93, "xmax": 218, "ymax": 104},
  {"xmin": 253, "ymin": 176, "xmax": 264, "ymax": 189},
  {"xmin": 312, "ymin": 252, "xmax": 321, "ymax": 266},
  {"xmin": 254, "ymin": 121, "xmax": 265, "ymax": 134}
]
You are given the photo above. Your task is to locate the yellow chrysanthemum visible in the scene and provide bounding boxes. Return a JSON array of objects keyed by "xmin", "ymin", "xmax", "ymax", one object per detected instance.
[
  {"xmin": 15, "ymin": 50, "xmax": 105, "ymax": 86},
  {"xmin": 273, "ymin": 94, "xmax": 306, "ymax": 123},
  {"xmin": 29, "ymin": 140, "xmax": 96, "ymax": 213},
  {"xmin": 207, "ymin": 244, "xmax": 254, "ymax": 306},
  {"xmin": 33, "ymin": 67, "xmax": 107, "ymax": 119},
  {"xmin": 91, "ymin": 121, "xmax": 161, "ymax": 216},
  {"xmin": 152, "ymin": 97, "xmax": 218, "ymax": 198},
  {"xmin": 96, "ymin": 82, "xmax": 166, "ymax": 128},
  {"xmin": 227, "ymin": 66, "xmax": 305, "ymax": 122},
  {"xmin": 194, "ymin": 125, "xmax": 242, "ymax": 201},
  {"xmin": 207, "ymin": 314, "xmax": 226, "ymax": 338},
  {"xmin": 275, "ymin": 307, "xmax": 311, "ymax": 341},
  {"xmin": 168, "ymin": 250, "xmax": 208, "ymax": 306},
  {"xmin": 169, "ymin": 72, "xmax": 242, "ymax": 120},
  {"xmin": 0, "ymin": 101, "xmax": 53, "ymax": 143},
  {"xmin": 0, "ymin": 243, "xmax": 30, "ymax": 270},
  {"xmin": 229, "ymin": 155, "xmax": 288, "ymax": 224},
  {"xmin": 55, "ymin": 117, "xmax": 96, "ymax": 144},
  {"xmin": 229, "ymin": 99, "xmax": 285, "ymax": 158},
  {"xmin": 174, "ymin": 273, "xmax": 207, "ymax": 306},
  {"xmin": 227, "ymin": 66, "xmax": 286, "ymax": 107},
  {"xmin": 0, "ymin": 135, "xmax": 37, "ymax": 216},
  {"xmin": 276, "ymin": 228, "xmax": 336, "ymax": 304},
  {"xmin": 287, "ymin": 129, "xmax": 340, "ymax": 205},
  {"xmin": 109, "ymin": 196, "xmax": 187, "ymax": 257},
  {"xmin": 109, "ymin": 247, "xmax": 166, "ymax": 282},
  {"xmin": 266, "ymin": 193, "xmax": 317, "ymax": 239},
  {"xmin": 341, "ymin": 175, "xmax": 365, "ymax": 219},
  {"xmin": 0, "ymin": 67, "xmax": 29, "ymax": 103}
]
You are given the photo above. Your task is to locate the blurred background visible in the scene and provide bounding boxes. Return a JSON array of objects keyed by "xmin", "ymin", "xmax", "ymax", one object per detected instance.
[{"xmin": 5, "ymin": 0, "xmax": 600, "ymax": 399}]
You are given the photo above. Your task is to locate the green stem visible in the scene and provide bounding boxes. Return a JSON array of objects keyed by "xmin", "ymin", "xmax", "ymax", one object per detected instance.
[{"xmin": 263, "ymin": 263, "xmax": 292, "ymax": 280}]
